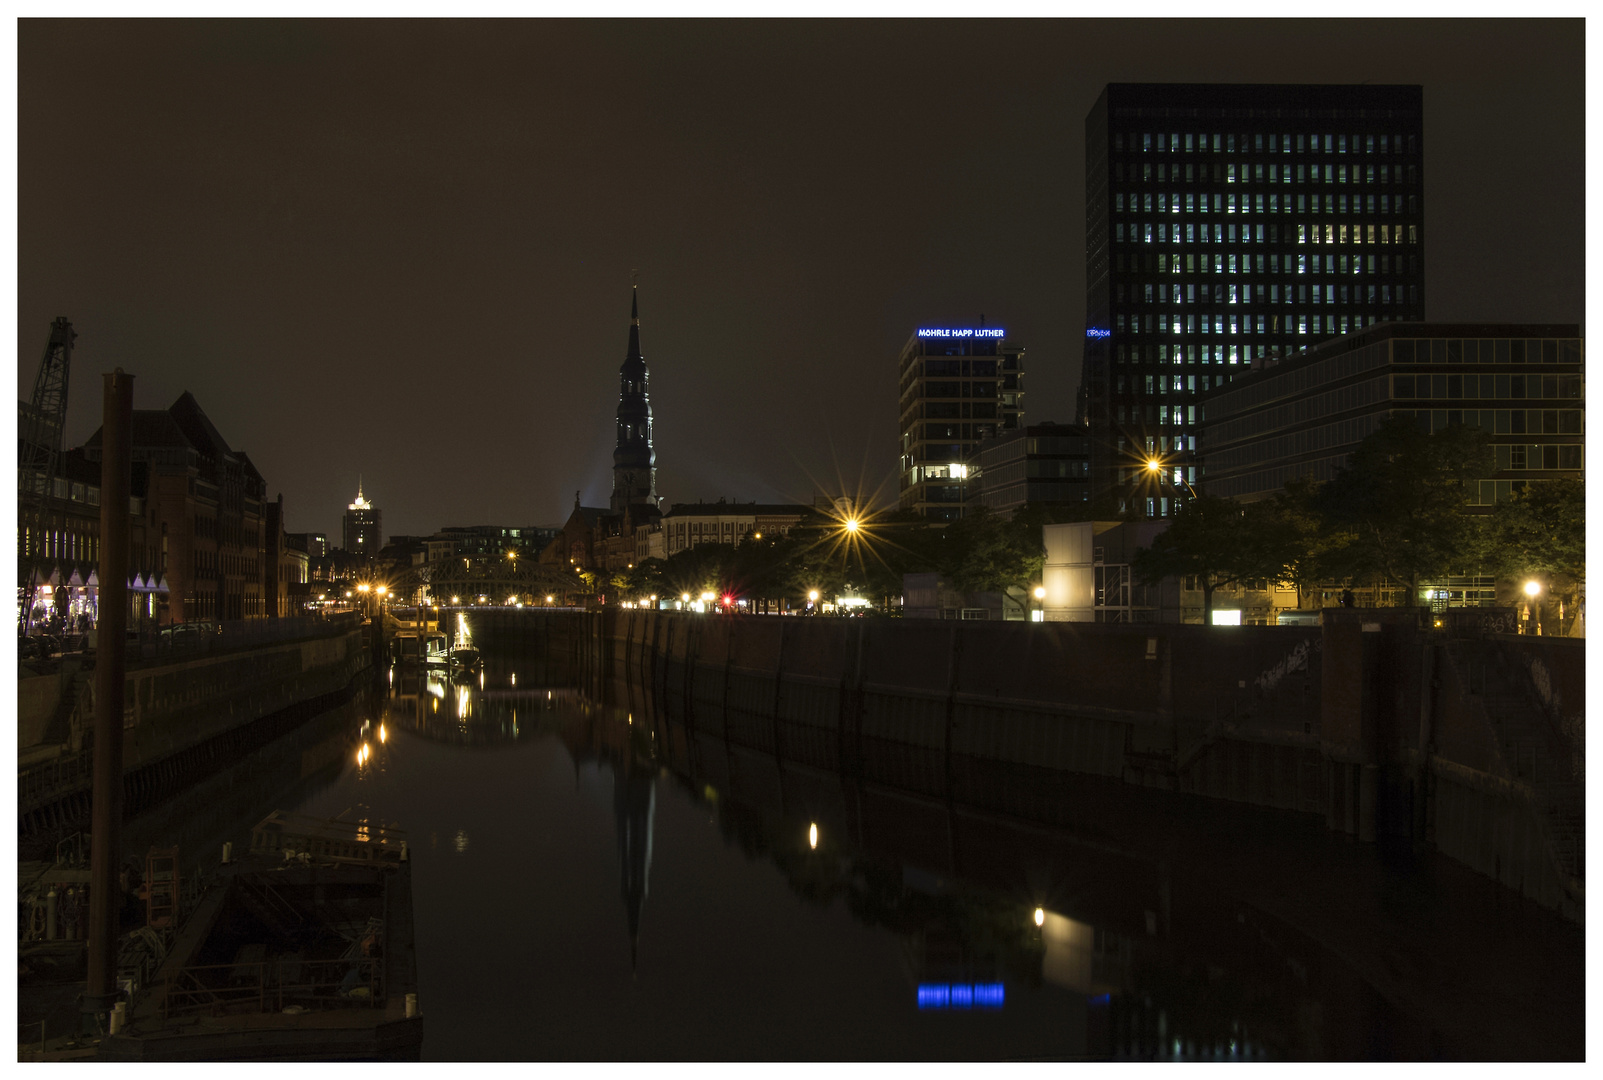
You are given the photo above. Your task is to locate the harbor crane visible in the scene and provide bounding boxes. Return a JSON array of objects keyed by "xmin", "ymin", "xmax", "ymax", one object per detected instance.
[{"xmin": 18, "ymin": 317, "xmax": 75, "ymax": 636}]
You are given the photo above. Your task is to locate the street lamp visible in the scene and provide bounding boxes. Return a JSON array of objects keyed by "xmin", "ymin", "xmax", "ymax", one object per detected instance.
[
  {"xmin": 1146, "ymin": 457, "xmax": 1199, "ymax": 499},
  {"xmin": 1524, "ymin": 579, "xmax": 1543, "ymax": 635}
]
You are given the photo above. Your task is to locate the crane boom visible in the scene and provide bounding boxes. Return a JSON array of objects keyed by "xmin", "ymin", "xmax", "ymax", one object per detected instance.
[{"xmin": 18, "ymin": 317, "xmax": 75, "ymax": 636}]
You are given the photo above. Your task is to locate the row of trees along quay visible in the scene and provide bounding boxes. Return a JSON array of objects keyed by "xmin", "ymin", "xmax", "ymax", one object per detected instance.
[
  {"xmin": 1133, "ymin": 416, "xmax": 1585, "ymax": 625},
  {"xmin": 591, "ymin": 417, "xmax": 1580, "ymax": 627}
]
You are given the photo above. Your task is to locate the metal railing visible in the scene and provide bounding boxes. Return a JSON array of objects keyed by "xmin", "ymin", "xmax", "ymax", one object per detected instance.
[{"xmin": 160, "ymin": 955, "xmax": 385, "ymax": 1018}]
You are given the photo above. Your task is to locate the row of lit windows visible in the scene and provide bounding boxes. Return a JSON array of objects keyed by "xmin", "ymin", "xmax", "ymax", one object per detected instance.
[
  {"xmin": 1122, "ymin": 282, "xmax": 1411, "ymax": 309},
  {"xmin": 1116, "ymin": 131, "xmax": 1417, "ymax": 156},
  {"xmin": 1126, "ymin": 251, "xmax": 1409, "ymax": 279},
  {"xmin": 1119, "ymin": 403, "xmax": 1199, "ymax": 426},
  {"xmin": 1119, "ymin": 219, "xmax": 1416, "ymax": 245},
  {"xmin": 1117, "ymin": 433, "xmax": 1195, "ymax": 456},
  {"xmin": 21, "ymin": 526, "xmax": 99, "ymax": 564},
  {"xmin": 1115, "ymin": 159, "xmax": 1416, "ymax": 186},
  {"xmin": 1116, "ymin": 191, "xmax": 1413, "ymax": 217},
  {"xmin": 1118, "ymin": 373, "xmax": 1232, "ymax": 396},
  {"xmin": 1117, "ymin": 342, "xmax": 1301, "ymax": 366},
  {"xmin": 1120, "ymin": 309, "xmax": 1409, "ymax": 339}
]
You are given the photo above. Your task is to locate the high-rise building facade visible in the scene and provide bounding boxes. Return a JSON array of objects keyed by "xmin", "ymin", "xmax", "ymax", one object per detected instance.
[
  {"xmin": 612, "ymin": 287, "xmax": 659, "ymax": 513},
  {"xmin": 1077, "ymin": 83, "xmax": 1425, "ymax": 514},
  {"xmin": 343, "ymin": 481, "xmax": 382, "ymax": 556},
  {"xmin": 898, "ymin": 326, "xmax": 1024, "ymax": 521}
]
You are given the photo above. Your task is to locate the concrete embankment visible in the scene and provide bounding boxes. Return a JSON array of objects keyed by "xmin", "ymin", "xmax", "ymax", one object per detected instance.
[
  {"xmin": 582, "ymin": 608, "xmax": 1583, "ymax": 923},
  {"xmin": 376, "ymin": 606, "xmax": 1583, "ymax": 922}
]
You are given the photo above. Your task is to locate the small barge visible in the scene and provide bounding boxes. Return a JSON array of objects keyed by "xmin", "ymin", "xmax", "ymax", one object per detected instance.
[{"xmin": 99, "ymin": 811, "xmax": 421, "ymax": 1061}]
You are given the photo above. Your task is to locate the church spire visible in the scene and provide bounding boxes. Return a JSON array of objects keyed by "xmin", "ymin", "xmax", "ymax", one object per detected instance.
[
  {"xmin": 627, "ymin": 285, "xmax": 641, "ymax": 362},
  {"xmin": 612, "ymin": 281, "xmax": 657, "ymax": 513}
]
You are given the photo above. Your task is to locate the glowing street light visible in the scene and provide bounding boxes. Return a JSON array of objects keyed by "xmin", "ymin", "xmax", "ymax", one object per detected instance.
[
  {"xmin": 808, "ymin": 590, "xmax": 820, "ymax": 602},
  {"xmin": 1033, "ymin": 586, "xmax": 1047, "ymax": 601},
  {"xmin": 1033, "ymin": 907, "xmax": 1045, "ymax": 928},
  {"xmin": 1524, "ymin": 580, "xmax": 1543, "ymax": 598},
  {"xmin": 844, "ymin": 518, "xmax": 860, "ymax": 533}
]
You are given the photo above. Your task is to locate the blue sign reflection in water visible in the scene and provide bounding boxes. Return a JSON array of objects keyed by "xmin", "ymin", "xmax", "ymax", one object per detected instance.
[{"xmin": 919, "ymin": 984, "xmax": 1005, "ymax": 1010}]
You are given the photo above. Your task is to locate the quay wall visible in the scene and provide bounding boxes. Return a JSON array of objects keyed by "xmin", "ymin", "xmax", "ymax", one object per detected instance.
[
  {"xmin": 18, "ymin": 626, "xmax": 375, "ymax": 843},
  {"xmin": 315, "ymin": 606, "xmax": 1586, "ymax": 922}
]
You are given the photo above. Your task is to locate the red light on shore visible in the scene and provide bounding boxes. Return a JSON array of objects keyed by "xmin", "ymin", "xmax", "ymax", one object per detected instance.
[{"xmin": 721, "ymin": 595, "xmax": 733, "ymax": 606}]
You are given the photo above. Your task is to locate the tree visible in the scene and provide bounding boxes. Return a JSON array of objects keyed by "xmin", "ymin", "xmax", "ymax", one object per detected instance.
[
  {"xmin": 938, "ymin": 506, "xmax": 1044, "ymax": 597},
  {"xmin": 1487, "ymin": 478, "xmax": 1585, "ymax": 630},
  {"xmin": 1317, "ymin": 416, "xmax": 1492, "ymax": 597},
  {"xmin": 1132, "ymin": 495, "xmax": 1291, "ymax": 622}
]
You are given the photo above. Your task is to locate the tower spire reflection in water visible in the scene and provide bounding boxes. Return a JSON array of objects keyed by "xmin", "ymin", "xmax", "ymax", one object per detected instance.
[{"xmin": 614, "ymin": 760, "xmax": 655, "ymax": 974}]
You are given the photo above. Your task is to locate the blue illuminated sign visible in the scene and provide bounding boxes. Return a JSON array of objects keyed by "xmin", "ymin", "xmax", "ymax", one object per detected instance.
[
  {"xmin": 1086, "ymin": 327, "xmax": 1111, "ymax": 339},
  {"xmin": 917, "ymin": 983, "xmax": 1005, "ymax": 1010},
  {"xmin": 917, "ymin": 328, "xmax": 1006, "ymax": 339}
]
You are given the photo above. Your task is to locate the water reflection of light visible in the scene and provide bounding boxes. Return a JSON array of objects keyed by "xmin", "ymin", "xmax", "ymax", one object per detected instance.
[
  {"xmin": 479, "ymin": 671, "xmax": 484, "ymax": 690},
  {"xmin": 456, "ymin": 685, "xmax": 471, "ymax": 719},
  {"xmin": 808, "ymin": 823, "xmax": 818, "ymax": 849},
  {"xmin": 511, "ymin": 672, "xmax": 516, "ymax": 686},
  {"xmin": 453, "ymin": 830, "xmax": 469, "ymax": 854},
  {"xmin": 379, "ymin": 723, "xmax": 387, "ymax": 744}
]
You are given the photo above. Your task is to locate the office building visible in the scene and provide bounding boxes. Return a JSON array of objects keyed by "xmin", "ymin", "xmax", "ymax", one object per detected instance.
[
  {"xmin": 972, "ymin": 421, "xmax": 1090, "ymax": 517},
  {"xmin": 343, "ymin": 480, "xmax": 382, "ymax": 556},
  {"xmin": 898, "ymin": 326, "xmax": 1024, "ymax": 521},
  {"xmin": 1202, "ymin": 323, "xmax": 1584, "ymax": 506},
  {"xmin": 1077, "ymin": 83, "xmax": 1425, "ymax": 515}
]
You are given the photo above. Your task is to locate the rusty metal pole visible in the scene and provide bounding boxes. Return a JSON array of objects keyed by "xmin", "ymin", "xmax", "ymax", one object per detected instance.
[{"xmin": 85, "ymin": 369, "xmax": 133, "ymax": 1029}]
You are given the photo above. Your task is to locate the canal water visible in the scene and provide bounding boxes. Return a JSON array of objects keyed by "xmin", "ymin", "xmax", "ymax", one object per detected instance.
[{"xmin": 168, "ymin": 658, "xmax": 1580, "ymax": 1061}]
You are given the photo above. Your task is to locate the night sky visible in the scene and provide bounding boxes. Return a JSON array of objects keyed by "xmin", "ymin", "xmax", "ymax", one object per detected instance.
[{"xmin": 17, "ymin": 20, "xmax": 1584, "ymax": 540}]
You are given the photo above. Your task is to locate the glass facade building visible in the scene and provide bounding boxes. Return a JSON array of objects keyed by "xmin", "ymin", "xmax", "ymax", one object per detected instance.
[
  {"xmin": 1077, "ymin": 83, "xmax": 1425, "ymax": 515},
  {"xmin": 1202, "ymin": 323, "xmax": 1584, "ymax": 506},
  {"xmin": 898, "ymin": 328, "xmax": 1024, "ymax": 521}
]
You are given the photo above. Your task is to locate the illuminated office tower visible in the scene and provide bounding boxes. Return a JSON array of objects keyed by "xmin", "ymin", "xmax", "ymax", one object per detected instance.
[
  {"xmin": 1076, "ymin": 84, "xmax": 1425, "ymax": 515},
  {"xmin": 897, "ymin": 326, "xmax": 1024, "ymax": 521},
  {"xmin": 343, "ymin": 480, "xmax": 382, "ymax": 557}
]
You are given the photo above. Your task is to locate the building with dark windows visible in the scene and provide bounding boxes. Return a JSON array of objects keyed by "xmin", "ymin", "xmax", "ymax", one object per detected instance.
[
  {"xmin": 1201, "ymin": 323, "xmax": 1584, "ymax": 506},
  {"xmin": 972, "ymin": 422, "xmax": 1090, "ymax": 517},
  {"xmin": 342, "ymin": 481, "xmax": 382, "ymax": 558},
  {"xmin": 84, "ymin": 392, "xmax": 267, "ymax": 623},
  {"xmin": 661, "ymin": 499, "xmax": 815, "ymax": 556},
  {"xmin": 1077, "ymin": 83, "xmax": 1425, "ymax": 516},
  {"xmin": 898, "ymin": 326, "xmax": 1024, "ymax": 521}
]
